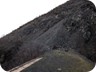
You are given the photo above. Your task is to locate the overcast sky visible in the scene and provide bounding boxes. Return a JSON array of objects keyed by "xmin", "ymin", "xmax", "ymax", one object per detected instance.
[
  {"xmin": 0, "ymin": 0, "xmax": 67, "ymax": 38},
  {"xmin": 0, "ymin": 0, "xmax": 96, "ymax": 72}
]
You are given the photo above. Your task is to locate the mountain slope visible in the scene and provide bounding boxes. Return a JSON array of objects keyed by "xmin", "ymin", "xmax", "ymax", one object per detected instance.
[{"xmin": 0, "ymin": 0, "xmax": 96, "ymax": 71}]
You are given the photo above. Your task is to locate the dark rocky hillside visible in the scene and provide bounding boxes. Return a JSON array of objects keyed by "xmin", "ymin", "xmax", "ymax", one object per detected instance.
[{"xmin": 0, "ymin": 0, "xmax": 96, "ymax": 71}]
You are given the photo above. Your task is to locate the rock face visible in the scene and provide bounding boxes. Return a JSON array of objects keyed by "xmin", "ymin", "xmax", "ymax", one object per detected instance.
[{"xmin": 0, "ymin": 0, "xmax": 96, "ymax": 71}]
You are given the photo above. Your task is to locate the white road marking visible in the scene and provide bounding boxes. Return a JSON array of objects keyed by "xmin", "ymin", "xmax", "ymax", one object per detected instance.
[{"xmin": 9, "ymin": 57, "xmax": 43, "ymax": 72}]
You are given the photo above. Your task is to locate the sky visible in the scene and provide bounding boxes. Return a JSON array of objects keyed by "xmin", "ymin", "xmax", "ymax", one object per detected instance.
[{"xmin": 0, "ymin": 0, "xmax": 96, "ymax": 72}]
